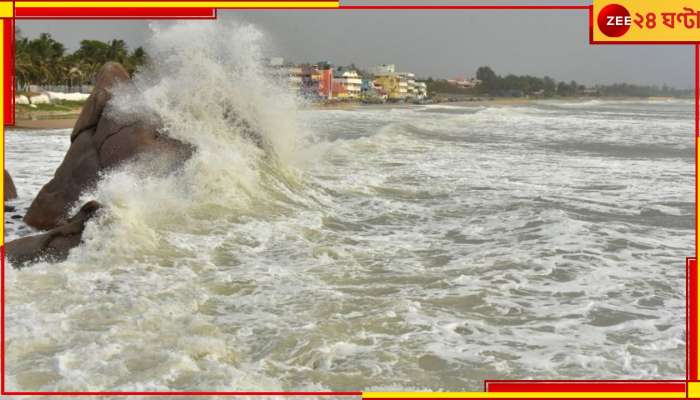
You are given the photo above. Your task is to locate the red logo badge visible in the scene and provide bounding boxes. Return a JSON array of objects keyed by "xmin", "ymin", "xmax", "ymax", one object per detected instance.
[{"xmin": 598, "ymin": 4, "xmax": 632, "ymax": 37}]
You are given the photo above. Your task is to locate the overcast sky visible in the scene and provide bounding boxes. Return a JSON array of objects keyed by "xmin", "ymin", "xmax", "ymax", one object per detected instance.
[{"xmin": 16, "ymin": 1, "xmax": 694, "ymax": 88}]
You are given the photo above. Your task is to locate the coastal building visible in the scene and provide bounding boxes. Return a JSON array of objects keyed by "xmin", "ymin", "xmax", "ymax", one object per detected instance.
[
  {"xmin": 415, "ymin": 81, "xmax": 428, "ymax": 98},
  {"xmin": 333, "ymin": 67, "xmax": 362, "ymax": 98},
  {"xmin": 269, "ymin": 60, "xmax": 427, "ymax": 102},
  {"xmin": 448, "ymin": 77, "xmax": 481, "ymax": 88},
  {"xmin": 286, "ymin": 66, "xmax": 303, "ymax": 92},
  {"xmin": 373, "ymin": 74, "xmax": 402, "ymax": 100},
  {"xmin": 372, "ymin": 64, "xmax": 396, "ymax": 76},
  {"xmin": 372, "ymin": 64, "xmax": 426, "ymax": 100},
  {"xmin": 398, "ymin": 75, "xmax": 409, "ymax": 98},
  {"xmin": 361, "ymin": 78, "xmax": 387, "ymax": 102},
  {"xmin": 398, "ymin": 72, "xmax": 416, "ymax": 98},
  {"xmin": 298, "ymin": 64, "xmax": 322, "ymax": 97},
  {"xmin": 318, "ymin": 67, "xmax": 334, "ymax": 99},
  {"xmin": 332, "ymin": 81, "xmax": 348, "ymax": 98},
  {"xmin": 373, "ymin": 64, "xmax": 398, "ymax": 99},
  {"xmin": 268, "ymin": 57, "xmax": 305, "ymax": 92},
  {"xmin": 361, "ymin": 78, "xmax": 374, "ymax": 94}
]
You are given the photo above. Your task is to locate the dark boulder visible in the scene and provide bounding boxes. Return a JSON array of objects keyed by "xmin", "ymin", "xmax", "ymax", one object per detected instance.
[
  {"xmin": 4, "ymin": 169, "xmax": 17, "ymax": 201},
  {"xmin": 23, "ymin": 62, "xmax": 191, "ymax": 230},
  {"xmin": 6, "ymin": 201, "xmax": 101, "ymax": 267},
  {"xmin": 23, "ymin": 128, "xmax": 100, "ymax": 230},
  {"xmin": 70, "ymin": 61, "xmax": 130, "ymax": 143}
]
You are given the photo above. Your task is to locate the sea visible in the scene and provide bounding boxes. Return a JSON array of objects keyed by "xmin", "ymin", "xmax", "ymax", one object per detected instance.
[{"xmin": 2, "ymin": 22, "xmax": 694, "ymax": 395}]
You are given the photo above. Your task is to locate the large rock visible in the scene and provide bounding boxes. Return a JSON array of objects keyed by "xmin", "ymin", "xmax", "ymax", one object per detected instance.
[
  {"xmin": 6, "ymin": 201, "xmax": 100, "ymax": 267},
  {"xmin": 23, "ymin": 62, "xmax": 191, "ymax": 230},
  {"xmin": 4, "ymin": 169, "xmax": 17, "ymax": 201},
  {"xmin": 70, "ymin": 62, "xmax": 129, "ymax": 143}
]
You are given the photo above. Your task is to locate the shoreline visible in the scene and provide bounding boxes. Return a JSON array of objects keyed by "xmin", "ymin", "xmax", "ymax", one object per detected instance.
[
  {"xmin": 309, "ymin": 97, "xmax": 535, "ymax": 111},
  {"xmin": 13, "ymin": 118, "xmax": 78, "ymax": 130},
  {"xmin": 10, "ymin": 96, "xmax": 689, "ymax": 130},
  {"xmin": 14, "ymin": 106, "xmax": 82, "ymax": 130}
]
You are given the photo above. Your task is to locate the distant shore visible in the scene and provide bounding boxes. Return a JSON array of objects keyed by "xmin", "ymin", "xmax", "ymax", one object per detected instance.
[
  {"xmin": 314, "ymin": 97, "xmax": 535, "ymax": 111},
  {"xmin": 11, "ymin": 96, "xmax": 687, "ymax": 130},
  {"xmin": 14, "ymin": 118, "xmax": 78, "ymax": 130},
  {"xmin": 14, "ymin": 104, "xmax": 82, "ymax": 130}
]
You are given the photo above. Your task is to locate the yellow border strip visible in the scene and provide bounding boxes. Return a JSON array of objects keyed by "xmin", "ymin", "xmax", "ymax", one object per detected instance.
[
  {"xmin": 362, "ymin": 392, "xmax": 687, "ymax": 399},
  {"xmin": 0, "ymin": 2, "xmax": 11, "ymax": 17},
  {"xmin": 690, "ymin": 382, "xmax": 700, "ymax": 398},
  {"xmin": 15, "ymin": 1, "xmax": 339, "ymax": 8}
]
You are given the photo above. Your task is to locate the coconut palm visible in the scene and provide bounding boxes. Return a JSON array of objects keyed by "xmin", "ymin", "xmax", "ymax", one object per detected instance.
[{"xmin": 15, "ymin": 30, "xmax": 148, "ymax": 91}]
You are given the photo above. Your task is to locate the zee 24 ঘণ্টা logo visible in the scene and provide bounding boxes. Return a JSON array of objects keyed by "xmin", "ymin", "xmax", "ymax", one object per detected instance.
[
  {"xmin": 596, "ymin": 2, "xmax": 700, "ymax": 41},
  {"xmin": 597, "ymin": 3, "xmax": 632, "ymax": 37}
]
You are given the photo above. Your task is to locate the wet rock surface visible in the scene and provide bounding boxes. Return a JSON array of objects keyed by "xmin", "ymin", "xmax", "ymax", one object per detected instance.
[
  {"xmin": 4, "ymin": 169, "xmax": 17, "ymax": 201},
  {"xmin": 23, "ymin": 62, "xmax": 191, "ymax": 231},
  {"xmin": 6, "ymin": 201, "xmax": 101, "ymax": 267}
]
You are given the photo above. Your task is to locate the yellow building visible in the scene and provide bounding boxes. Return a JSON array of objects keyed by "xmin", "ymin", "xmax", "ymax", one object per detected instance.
[{"xmin": 373, "ymin": 74, "xmax": 402, "ymax": 100}]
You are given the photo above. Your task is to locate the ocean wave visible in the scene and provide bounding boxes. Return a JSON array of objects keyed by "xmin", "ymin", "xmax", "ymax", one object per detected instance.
[{"xmin": 4, "ymin": 21, "xmax": 690, "ymax": 392}]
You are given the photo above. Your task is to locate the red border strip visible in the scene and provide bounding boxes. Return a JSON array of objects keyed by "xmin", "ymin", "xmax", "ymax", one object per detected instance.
[
  {"xmin": 3, "ymin": 19, "xmax": 13, "ymax": 126},
  {"xmin": 2, "ymin": 2, "xmax": 697, "ymax": 397},
  {"xmin": 690, "ymin": 258, "xmax": 698, "ymax": 381},
  {"xmin": 695, "ymin": 44, "xmax": 700, "ymax": 138},
  {"xmin": 484, "ymin": 381, "xmax": 686, "ymax": 393},
  {"xmin": 15, "ymin": 7, "xmax": 217, "ymax": 19}
]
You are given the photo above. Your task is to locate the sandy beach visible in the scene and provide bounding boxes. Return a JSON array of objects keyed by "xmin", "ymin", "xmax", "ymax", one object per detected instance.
[
  {"xmin": 14, "ymin": 104, "xmax": 82, "ymax": 129},
  {"xmin": 13, "ymin": 117, "xmax": 78, "ymax": 130}
]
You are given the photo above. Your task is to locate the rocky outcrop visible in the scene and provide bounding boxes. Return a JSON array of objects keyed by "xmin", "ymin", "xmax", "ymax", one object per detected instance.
[
  {"xmin": 4, "ymin": 169, "xmax": 17, "ymax": 201},
  {"xmin": 23, "ymin": 62, "xmax": 191, "ymax": 230},
  {"xmin": 6, "ymin": 201, "xmax": 100, "ymax": 267}
]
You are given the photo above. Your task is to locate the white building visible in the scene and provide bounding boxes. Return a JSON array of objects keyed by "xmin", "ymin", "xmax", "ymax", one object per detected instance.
[
  {"xmin": 398, "ymin": 72, "xmax": 416, "ymax": 97},
  {"xmin": 334, "ymin": 68, "xmax": 362, "ymax": 98},
  {"xmin": 398, "ymin": 79, "xmax": 409, "ymax": 98},
  {"xmin": 448, "ymin": 77, "xmax": 481, "ymax": 88},
  {"xmin": 372, "ymin": 64, "xmax": 396, "ymax": 76},
  {"xmin": 415, "ymin": 82, "xmax": 427, "ymax": 98}
]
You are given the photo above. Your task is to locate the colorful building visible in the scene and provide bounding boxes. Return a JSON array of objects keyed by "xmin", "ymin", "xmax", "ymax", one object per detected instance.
[
  {"xmin": 318, "ymin": 67, "xmax": 334, "ymax": 99},
  {"xmin": 373, "ymin": 74, "xmax": 402, "ymax": 100},
  {"xmin": 373, "ymin": 65, "xmax": 424, "ymax": 100},
  {"xmin": 333, "ymin": 67, "xmax": 362, "ymax": 98},
  {"xmin": 269, "ymin": 59, "xmax": 428, "ymax": 101},
  {"xmin": 293, "ymin": 65, "xmax": 320, "ymax": 98}
]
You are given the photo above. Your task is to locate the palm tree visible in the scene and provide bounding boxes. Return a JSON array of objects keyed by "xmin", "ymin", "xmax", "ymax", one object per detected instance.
[
  {"xmin": 15, "ymin": 32, "xmax": 149, "ymax": 91},
  {"xmin": 107, "ymin": 39, "xmax": 128, "ymax": 63},
  {"xmin": 15, "ymin": 49, "xmax": 32, "ymax": 91}
]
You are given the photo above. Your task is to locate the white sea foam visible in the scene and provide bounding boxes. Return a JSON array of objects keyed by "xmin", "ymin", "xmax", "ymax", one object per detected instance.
[{"xmin": 3, "ymin": 21, "xmax": 692, "ymax": 393}]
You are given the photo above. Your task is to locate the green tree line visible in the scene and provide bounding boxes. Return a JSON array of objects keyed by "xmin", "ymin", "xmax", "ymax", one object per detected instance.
[
  {"xmin": 475, "ymin": 66, "xmax": 690, "ymax": 98},
  {"xmin": 15, "ymin": 29, "xmax": 147, "ymax": 91},
  {"xmin": 426, "ymin": 66, "xmax": 690, "ymax": 98}
]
